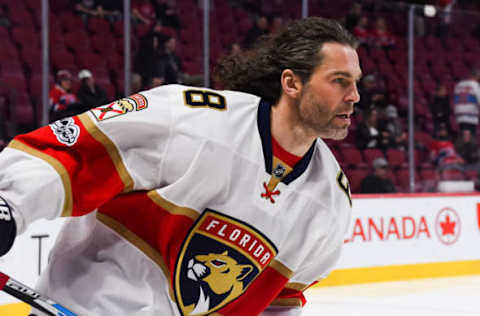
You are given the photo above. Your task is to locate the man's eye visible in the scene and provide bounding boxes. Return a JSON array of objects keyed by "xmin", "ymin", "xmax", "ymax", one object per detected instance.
[
  {"xmin": 334, "ymin": 78, "xmax": 346, "ymax": 84},
  {"xmin": 211, "ymin": 259, "xmax": 225, "ymax": 267}
]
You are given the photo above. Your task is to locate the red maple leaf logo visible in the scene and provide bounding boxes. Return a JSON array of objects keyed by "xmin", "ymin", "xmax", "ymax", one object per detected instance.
[
  {"xmin": 440, "ymin": 215, "xmax": 456, "ymax": 236},
  {"xmin": 477, "ymin": 203, "xmax": 480, "ymax": 231}
]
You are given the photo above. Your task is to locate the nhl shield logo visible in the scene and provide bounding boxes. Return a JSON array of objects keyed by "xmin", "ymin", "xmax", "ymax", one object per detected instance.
[{"xmin": 174, "ymin": 209, "xmax": 277, "ymax": 316}]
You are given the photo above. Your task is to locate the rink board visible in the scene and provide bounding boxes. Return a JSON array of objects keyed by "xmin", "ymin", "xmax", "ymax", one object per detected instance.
[
  {"xmin": 1, "ymin": 193, "xmax": 480, "ymax": 311},
  {"xmin": 315, "ymin": 193, "xmax": 480, "ymax": 287}
]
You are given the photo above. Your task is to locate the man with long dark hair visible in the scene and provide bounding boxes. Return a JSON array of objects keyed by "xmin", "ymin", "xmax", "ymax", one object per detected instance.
[{"xmin": 0, "ymin": 17, "xmax": 360, "ymax": 315}]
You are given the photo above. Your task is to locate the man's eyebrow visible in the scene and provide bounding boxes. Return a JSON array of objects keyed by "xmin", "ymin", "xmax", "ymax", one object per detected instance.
[{"xmin": 330, "ymin": 71, "xmax": 363, "ymax": 80}]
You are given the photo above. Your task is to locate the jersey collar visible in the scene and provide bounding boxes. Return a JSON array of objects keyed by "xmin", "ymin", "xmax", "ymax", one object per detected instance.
[{"xmin": 257, "ymin": 100, "xmax": 316, "ymax": 185}]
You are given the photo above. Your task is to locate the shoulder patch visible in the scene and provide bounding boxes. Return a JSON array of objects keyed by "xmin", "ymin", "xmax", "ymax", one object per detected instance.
[
  {"xmin": 90, "ymin": 93, "xmax": 148, "ymax": 121},
  {"xmin": 49, "ymin": 117, "xmax": 80, "ymax": 146}
]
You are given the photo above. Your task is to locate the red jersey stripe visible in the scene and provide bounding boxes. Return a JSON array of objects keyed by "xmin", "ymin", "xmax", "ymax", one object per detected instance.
[
  {"xmin": 97, "ymin": 191, "xmax": 197, "ymax": 285},
  {"xmin": 12, "ymin": 114, "xmax": 131, "ymax": 216},
  {"xmin": 217, "ymin": 265, "xmax": 289, "ymax": 315},
  {"xmin": 78, "ymin": 113, "xmax": 134, "ymax": 192}
]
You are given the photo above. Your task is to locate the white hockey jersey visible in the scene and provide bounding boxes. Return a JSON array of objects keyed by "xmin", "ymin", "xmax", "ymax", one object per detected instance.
[
  {"xmin": 454, "ymin": 79, "xmax": 480, "ymax": 125},
  {"xmin": 0, "ymin": 84, "xmax": 352, "ymax": 316}
]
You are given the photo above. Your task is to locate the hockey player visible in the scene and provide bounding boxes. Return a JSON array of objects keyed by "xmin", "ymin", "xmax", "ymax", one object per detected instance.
[{"xmin": 0, "ymin": 17, "xmax": 361, "ymax": 315}]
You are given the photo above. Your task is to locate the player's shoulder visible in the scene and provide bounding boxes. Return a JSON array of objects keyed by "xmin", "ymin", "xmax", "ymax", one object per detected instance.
[
  {"xmin": 141, "ymin": 84, "xmax": 261, "ymax": 110},
  {"xmin": 313, "ymin": 138, "xmax": 340, "ymax": 170},
  {"xmin": 310, "ymin": 139, "xmax": 351, "ymax": 204},
  {"xmin": 139, "ymin": 84, "xmax": 261, "ymax": 140}
]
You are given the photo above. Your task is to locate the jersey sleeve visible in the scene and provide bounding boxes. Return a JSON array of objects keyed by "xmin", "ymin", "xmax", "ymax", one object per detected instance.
[{"xmin": 0, "ymin": 88, "xmax": 173, "ymax": 235}]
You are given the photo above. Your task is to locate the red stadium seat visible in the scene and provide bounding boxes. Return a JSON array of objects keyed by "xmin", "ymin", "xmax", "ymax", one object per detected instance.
[
  {"xmin": 90, "ymin": 34, "xmax": 117, "ymax": 55},
  {"xmin": 395, "ymin": 168, "xmax": 420, "ymax": 191},
  {"xmin": 26, "ymin": 0, "xmax": 41, "ymax": 10},
  {"xmin": 3, "ymin": 74, "xmax": 28, "ymax": 93},
  {"xmin": 21, "ymin": 50, "xmax": 42, "ymax": 73},
  {"xmin": 11, "ymin": 27, "xmax": 41, "ymax": 51},
  {"xmin": 183, "ymin": 61, "xmax": 202, "ymax": 75},
  {"xmin": 340, "ymin": 147, "xmax": 367, "ymax": 168},
  {"xmin": 8, "ymin": 7, "xmax": 35, "ymax": 29},
  {"xmin": 345, "ymin": 168, "xmax": 369, "ymax": 194},
  {"xmin": 362, "ymin": 148, "xmax": 384, "ymax": 167},
  {"xmin": 59, "ymin": 12, "xmax": 84, "ymax": 33},
  {"xmin": 10, "ymin": 92, "xmax": 35, "ymax": 125},
  {"xmin": 51, "ymin": 50, "xmax": 76, "ymax": 70},
  {"xmin": 64, "ymin": 30, "xmax": 91, "ymax": 54},
  {"xmin": 329, "ymin": 148, "xmax": 342, "ymax": 162},
  {"xmin": 87, "ymin": 18, "xmax": 112, "ymax": 36},
  {"xmin": 76, "ymin": 52, "xmax": 107, "ymax": 69},
  {"xmin": 386, "ymin": 149, "xmax": 407, "ymax": 168}
]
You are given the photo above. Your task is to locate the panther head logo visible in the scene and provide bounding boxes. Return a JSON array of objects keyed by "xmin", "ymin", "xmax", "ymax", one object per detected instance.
[
  {"xmin": 117, "ymin": 99, "xmax": 135, "ymax": 113},
  {"xmin": 184, "ymin": 251, "xmax": 253, "ymax": 315}
]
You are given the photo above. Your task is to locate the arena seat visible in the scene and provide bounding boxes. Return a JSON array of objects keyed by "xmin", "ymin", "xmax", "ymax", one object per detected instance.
[
  {"xmin": 340, "ymin": 147, "xmax": 367, "ymax": 169},
  {"xmin": 386, "ymin": 149, "xmax": 407, "ymax": 168},
  {"xmin": 345, "ymin": 168, "xmax": 369, "ymax": 193},
  {"xmin": 362, "ymin": 148, "xmax": 384, "ymax": 166}
]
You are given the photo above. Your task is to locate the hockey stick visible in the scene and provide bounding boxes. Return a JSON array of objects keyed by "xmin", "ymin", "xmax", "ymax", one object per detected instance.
[{"xmin": 0, "ymin": 271, "xmax": 77, "ymax": 316}]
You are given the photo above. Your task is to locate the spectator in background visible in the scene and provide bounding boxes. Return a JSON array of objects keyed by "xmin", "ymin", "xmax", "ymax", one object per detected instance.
[
  {"xmin": 357, "ymin": 74, "xmax": 386, "ymax": 114},
  {"xmin": 344, "ymin": 3, "xmax": 362, "ymax": 32},
  {"xmin": 356, "ymin": 107, "xmax": 380, "ymax": 150},
  {"xmin": 430, "ymin": 83, "xmax": 452, "ymax": 135},
  {"xmin": 435, "ymin": 0, "xmax": 456, "ymax": 39},
  {"xmin": 360, "ymin": 157, "xmax": 396, "ymax": 193},
  {"xmin": 131, "ymin": 73, "xmax": 144, "ymax": 93},
  {"xmin": 132, "ymin": 0, "xmax": 156, "ymax": 26},
  {"xmin": 229, "ymin": 42, "xmax": 242, "ymax": 55},
  {"xmin": 243, "ymin": 15, "xmax": 269, "ymax": 48},
  {"xmin": 378, "ymin": 105, "xmax": 407, "ymax": 151},
  {"xmin": 158, "ymin": 36, "xmax": 182, "ymax": 84},
  {"xmin": 134, "ymin": 21, "xmax": 169, "ymax": 83},
  {"xmin": 455, "ymin": 128, "xmax": 480, "ymax": 184},
  {"xmin": 455, "ymin": 129, "xmax": 479, "ymax": 167},
  {"xmin": 49, "ymin": 69, "xmax": 79, "ymax": 121},
  {"xmin": 152, "ymin": 0, "xmax": 181, "ymax": 30},
  {"xmin": 371, "ymin": 17, "xmax": 396, "ymax": 48},
  {"xmin": 74, "ymin": 0, "xmax": 101, "ymax": 22},
  {"xmin": 97, "ymin": 0, "xmax": 123, "ymax": 21},
  {"xmin": 453, "ymin": 68, "xmax": 480, "ymax": 136},
  {"xmin": 428, "ymin": 122, "xmax": 464, "ymax": 172},
  {"xmin": 352, "ymin": 16, "xmax": 371, "ymax": 46},
  {"xmin": 146, "ymin": 76, "xmax": 165, "ymax": 89},
  {"xmin": 270, "ymin": 16, "xmax": 285, "ymax": 34},
  {"xmin": 76, "ymin": 69, "xmax": 108, "ymax": 111}
]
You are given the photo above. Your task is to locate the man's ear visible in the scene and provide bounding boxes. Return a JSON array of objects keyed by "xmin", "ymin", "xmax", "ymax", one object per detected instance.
[{"xmin": 280, "ymin": 69, "xmax": 303, "ymax": 99}]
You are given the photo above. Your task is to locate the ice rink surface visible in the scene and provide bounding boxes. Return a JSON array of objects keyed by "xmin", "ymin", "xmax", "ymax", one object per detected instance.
[{"xmin": 302, "ymin": 275, "xmax": 480, "ymax": 316}]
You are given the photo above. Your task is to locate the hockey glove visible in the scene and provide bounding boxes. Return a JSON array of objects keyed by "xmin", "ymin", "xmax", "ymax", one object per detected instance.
[{"xmin": 0, "ymin": 196, "xmax": 16, "ymax": 256}]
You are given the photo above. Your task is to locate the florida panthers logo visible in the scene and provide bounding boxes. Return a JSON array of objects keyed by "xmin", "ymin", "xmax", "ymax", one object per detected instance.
[
  {"xmin": 184, "ymin": 251, "xmax": 253, "ymax": 315},
  {"xmin": 174, "ymin": 210, "xmax": 277, "ymax": 316}
]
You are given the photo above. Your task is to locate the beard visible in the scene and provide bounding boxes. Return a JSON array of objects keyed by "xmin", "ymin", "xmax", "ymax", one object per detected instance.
[{"xmin": 295, "ymin": 85, "xmax": 351, "ymax": 140}]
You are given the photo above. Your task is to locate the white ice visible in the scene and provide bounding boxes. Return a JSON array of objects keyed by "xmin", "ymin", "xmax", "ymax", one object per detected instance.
[{"xmin": 303, "ymin": 275, "xmax": 480, "ymax": 316}]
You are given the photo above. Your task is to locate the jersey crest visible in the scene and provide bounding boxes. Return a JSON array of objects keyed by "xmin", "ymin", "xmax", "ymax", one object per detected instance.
[
  {"xmin": 90, "ymin": 93, "xmax": 148, "ymax": 121},
  {"xmin": 174, "ymin": 209, "xmax": 277, "ymax": 315}
]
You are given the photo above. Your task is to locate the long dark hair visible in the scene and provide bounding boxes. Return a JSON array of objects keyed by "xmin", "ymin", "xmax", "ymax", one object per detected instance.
[{"xmin": 214, "ymin": 17, "xmax": 358, "ymax": 104}]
